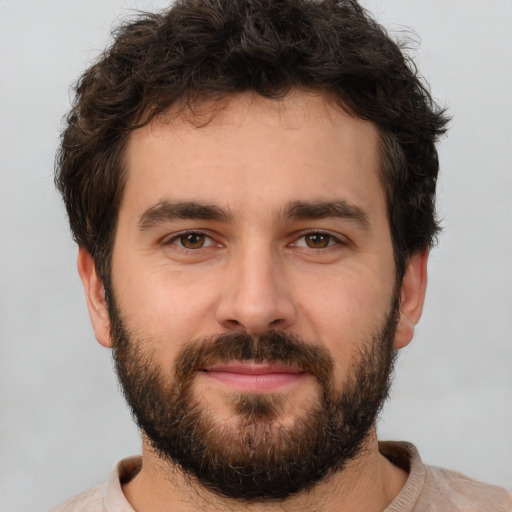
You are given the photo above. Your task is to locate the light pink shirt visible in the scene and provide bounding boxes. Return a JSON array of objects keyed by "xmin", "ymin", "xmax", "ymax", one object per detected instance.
[{"xmin": 51, "ymin": 442, "xmax": 512, "ymax": 511}]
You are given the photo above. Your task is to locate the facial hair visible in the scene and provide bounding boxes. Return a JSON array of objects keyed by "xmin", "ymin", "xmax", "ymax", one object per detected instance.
[{"xmin": 110, "ymin": 300, "xmax": 399, "ymax": 501}]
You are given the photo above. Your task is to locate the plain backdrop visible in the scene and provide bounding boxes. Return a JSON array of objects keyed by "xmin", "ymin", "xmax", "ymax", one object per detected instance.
[{"xmin": 0, "ymin": 1, "xmax": 511, "ymax": 510}]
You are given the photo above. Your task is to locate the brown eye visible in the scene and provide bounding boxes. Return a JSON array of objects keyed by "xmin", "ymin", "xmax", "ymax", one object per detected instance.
[
  {"xmin": 179, "ymin": 233, "xmax": 206, "ymax": 249},
  {"xmin": 304, "ymin": 233, "xmax": 331, "ymax": 248}
]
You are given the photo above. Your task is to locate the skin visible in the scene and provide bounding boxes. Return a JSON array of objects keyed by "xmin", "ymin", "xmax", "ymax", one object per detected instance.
[{"xmin": 78, "ymin": 91, "xmax": 428, "ymax": 511}]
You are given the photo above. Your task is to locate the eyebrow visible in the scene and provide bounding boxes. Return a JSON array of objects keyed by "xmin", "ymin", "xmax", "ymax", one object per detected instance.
[
  {"xmin": 137, "ymin": 198, "xmax": 370, "ymax": 231},
  {"xmin": 138, "ymin": 200, "xmax": 232, "ymax": 229},
  {"xmin": 281, "ymin": 200, "xmax": 370, "ymax": 229}
]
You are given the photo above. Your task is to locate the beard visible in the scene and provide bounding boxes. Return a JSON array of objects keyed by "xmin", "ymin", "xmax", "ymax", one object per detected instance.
[{"xmin": 109, "ymin": 298, "xmax": 399, "ymax": 502}]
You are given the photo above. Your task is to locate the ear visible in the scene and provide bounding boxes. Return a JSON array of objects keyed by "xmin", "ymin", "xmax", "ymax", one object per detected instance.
[
  {"xmin": 393, "ymin": 249, "xmax": 429, "ymax": 350},
  {"xmin": 77, "ymin": 248, "xmax": 112, "ymax": 348}
]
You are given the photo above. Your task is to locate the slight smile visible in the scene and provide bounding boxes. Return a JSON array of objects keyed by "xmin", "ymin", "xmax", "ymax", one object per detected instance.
[{"xmin": 200, "ymin": 362, "xmax": 308, "ymax": 392}]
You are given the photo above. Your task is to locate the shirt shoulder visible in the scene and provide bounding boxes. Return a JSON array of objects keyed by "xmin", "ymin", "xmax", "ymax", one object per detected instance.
[
  {"xmin": 49, "ymin": 456, "xmax": 141, "ymax": 512},
  {"xmin": 380, "ymin": 441, "xmax": 512, "ymax": 512},
  {"xmin": 419, "ymin": 465, "xmax": 512, "ymax": 512},
  {"xmin": 49, "ymin": 483, "xmax": 105, "ymax": 512}
]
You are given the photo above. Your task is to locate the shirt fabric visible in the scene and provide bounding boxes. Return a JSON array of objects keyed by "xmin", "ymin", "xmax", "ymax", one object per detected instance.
[{"xmin": 51, "ymin": 442, "xmax": 512, "ymax": 511}]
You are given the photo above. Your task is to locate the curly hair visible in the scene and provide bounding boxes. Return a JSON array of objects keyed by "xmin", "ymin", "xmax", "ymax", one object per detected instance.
[{"xmin": 56, "ymin": 0, "xmax": 448, "ymax": 282}]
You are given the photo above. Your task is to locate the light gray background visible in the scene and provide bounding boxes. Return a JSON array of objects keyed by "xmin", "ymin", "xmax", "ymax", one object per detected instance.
[{"xmin": 0, "ymin": 1, "xmax": 511, "ymax": 510}]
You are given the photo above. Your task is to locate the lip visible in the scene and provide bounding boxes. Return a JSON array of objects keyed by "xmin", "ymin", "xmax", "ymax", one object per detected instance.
[{"xmin": 199, "ymin": 362, "xmax": 307, "ymax": 392}]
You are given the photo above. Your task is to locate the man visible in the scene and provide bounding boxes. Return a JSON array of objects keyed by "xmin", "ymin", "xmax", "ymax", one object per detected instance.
[{"xmin": 51, "ymin": 0, "xmax": 512, "ymax": 510}]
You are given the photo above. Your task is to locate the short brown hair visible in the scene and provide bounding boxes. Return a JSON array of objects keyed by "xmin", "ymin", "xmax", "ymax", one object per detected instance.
[{"xmin": 56, "ymin": 0, "xmax": 448, "ymax": 282}]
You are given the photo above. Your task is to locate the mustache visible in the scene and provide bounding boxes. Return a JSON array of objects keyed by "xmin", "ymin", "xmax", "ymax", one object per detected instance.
[{"xmin": 174, "ymin": 330, "xmax": 334, "ymax": 387}]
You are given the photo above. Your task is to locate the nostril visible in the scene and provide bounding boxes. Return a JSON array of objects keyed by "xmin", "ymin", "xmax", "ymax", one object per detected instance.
[{"xmin": 225, "ymin": 319, "xmax": 243, "ymax": 330}]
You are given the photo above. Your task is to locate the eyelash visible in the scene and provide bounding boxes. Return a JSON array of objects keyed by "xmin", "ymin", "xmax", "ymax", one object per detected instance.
[
  {"xmin": 163, "ymin": 230, "xmax": 346, "ymax": 252},
  {"xmin": 164, "ymin": 231, "xmax": 219, "ymax": 251},
  {"xmin": 289, "ymin": 231, "xmax": 346, "ymax": 250}
]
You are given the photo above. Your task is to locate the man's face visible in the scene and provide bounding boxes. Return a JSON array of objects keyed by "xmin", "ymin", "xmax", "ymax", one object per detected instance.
[{"xmin": 100, "ymin": 91, "xmax": 410, "ymax": 499}]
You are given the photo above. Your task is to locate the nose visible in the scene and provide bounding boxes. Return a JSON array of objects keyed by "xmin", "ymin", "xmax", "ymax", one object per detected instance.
[{"xmin": 215, "ymin": 245, "xmax": 296, "ymax": 336}]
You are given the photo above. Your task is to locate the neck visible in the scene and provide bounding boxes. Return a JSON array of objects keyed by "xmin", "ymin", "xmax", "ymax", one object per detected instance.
[{"xmin": 123, "ymin": 432, "xmax": 407, "ymax": 512}]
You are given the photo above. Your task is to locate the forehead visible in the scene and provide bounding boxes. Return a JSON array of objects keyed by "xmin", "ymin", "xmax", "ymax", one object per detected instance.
[{"xmin": 121, "ymin": 91, "xmax": 384, "ymax": 220}]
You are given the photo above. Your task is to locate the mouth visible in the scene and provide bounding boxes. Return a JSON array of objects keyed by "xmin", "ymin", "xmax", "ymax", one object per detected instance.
[{"xmin": 199, "ymin": 362, "xmax": 307, "ymax": 392}]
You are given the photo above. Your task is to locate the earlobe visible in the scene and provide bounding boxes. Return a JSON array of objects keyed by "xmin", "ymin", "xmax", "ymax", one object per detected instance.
[
  {"xmin": 394, "ymin": 249, "xmax": 429, "ymax": 350},
  {"xmin": 77, "ymin": 248, "xmax": 113, "ymax": 348}
]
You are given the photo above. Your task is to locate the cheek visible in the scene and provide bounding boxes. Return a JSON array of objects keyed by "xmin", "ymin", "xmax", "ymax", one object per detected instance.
[
  {"xmin": 112, "ymin": 261, "xmax": 221, "ymax": 345},
  {"xmin": 294, "ymin": 267, "xmax": 393, "ymax": 362}
]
